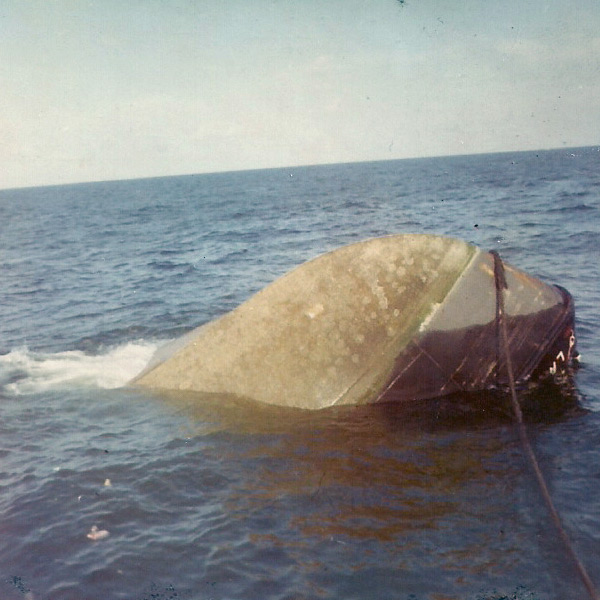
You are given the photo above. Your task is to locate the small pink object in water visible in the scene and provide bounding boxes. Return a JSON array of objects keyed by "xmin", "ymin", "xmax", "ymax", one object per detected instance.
[{"xmin": 87, "ymin": 525, "xmax": 109, "ymax": 540}]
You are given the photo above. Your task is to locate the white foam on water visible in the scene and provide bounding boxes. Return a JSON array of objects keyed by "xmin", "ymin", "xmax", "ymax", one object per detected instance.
[{"xmin": 0, "ymin": 341, "xmax": 162, "ymax": 395}]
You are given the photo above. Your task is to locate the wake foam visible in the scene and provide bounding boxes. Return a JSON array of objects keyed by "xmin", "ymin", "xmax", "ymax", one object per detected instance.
[{"xmin": 0, "ymin": 341, "xmax": 161, "ymax": 395}]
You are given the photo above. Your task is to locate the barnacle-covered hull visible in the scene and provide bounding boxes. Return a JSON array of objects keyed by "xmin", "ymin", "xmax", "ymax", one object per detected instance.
[{"xmin": 132, "ymin": 234, "xmax": 576, "ymax": 409}]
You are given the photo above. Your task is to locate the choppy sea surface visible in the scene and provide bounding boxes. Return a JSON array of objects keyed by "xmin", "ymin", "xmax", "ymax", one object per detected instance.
[{"xmin": 1, "ymin": 147, "xmax": 599, "ymax": 600}]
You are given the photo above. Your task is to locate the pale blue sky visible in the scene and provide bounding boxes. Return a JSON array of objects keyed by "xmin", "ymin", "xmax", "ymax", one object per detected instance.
[{"xmin": 1, "ymin": 0, "xmax": 599, "ymax": 189}]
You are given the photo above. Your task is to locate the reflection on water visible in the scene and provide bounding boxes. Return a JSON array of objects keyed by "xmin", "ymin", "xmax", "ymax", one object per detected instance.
[
  {"xmin": 142, "ymin": 379, "xmax": 585, "ymax": 597},
  {"xmin": 0, "ymin": 375, "xmax": 587, "ymax": 600},
  {"xmin": 154, "ymin": 373, "xmax": 583, "ymax": 436}
]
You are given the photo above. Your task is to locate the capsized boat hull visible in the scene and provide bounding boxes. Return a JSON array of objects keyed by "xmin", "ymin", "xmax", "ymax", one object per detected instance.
[{"xmin": 132, "ymin": 234, "xmax": 576, "ymax": 409}]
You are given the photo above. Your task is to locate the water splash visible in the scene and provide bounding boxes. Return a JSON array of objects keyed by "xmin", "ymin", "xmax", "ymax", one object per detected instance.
[{"xmin": 0, "ymin": 341, "xmax": 161, "ymax": 395}]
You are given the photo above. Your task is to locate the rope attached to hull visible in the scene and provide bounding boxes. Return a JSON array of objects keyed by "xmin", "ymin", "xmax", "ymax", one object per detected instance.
[{"xmin": 491, "ymin": 250, "xmax": 599, "ymax": 600}]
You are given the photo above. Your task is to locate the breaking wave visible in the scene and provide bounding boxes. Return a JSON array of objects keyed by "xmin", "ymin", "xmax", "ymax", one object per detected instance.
[{"xmin": 0, "ymin": 341, "xmax": 161, "ymax": 395}]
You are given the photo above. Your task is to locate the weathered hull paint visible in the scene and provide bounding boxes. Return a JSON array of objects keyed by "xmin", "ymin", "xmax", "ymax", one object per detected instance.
[{"xmin": 132, "ymin": 234, "xmax": 576, "ymax": 409}]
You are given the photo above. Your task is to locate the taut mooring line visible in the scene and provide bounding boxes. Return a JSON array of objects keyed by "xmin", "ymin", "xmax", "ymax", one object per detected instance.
[{"xmin": 491, "ymin": 250, "xmax": 599, "ymax": 600}]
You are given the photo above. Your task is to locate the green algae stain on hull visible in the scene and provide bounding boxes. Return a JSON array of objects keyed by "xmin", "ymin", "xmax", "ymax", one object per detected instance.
[{"xmin": 133, "ymin": 235, "xmax": 476, "ymax": 409}]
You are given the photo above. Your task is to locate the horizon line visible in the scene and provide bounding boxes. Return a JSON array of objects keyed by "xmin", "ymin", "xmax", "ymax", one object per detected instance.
[{"xmin": 1, "ymin": 143, "xmax": 598, "ymax": 193}]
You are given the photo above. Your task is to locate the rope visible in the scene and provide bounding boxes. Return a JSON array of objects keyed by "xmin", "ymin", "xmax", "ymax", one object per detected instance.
[{"xmin": 490, "ymin": 250, "xmax": 599, "ymax": 600}]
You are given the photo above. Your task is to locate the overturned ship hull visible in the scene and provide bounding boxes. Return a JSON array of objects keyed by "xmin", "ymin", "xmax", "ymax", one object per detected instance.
[{"xmin": 132, "ymin": 234, "xmax": 576, "ymax": 409}]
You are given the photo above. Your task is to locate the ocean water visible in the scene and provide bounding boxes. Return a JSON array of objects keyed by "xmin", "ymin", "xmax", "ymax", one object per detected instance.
[{"xmin": 1, "ymin": 147, "xmax": 599, "ymax": 600}]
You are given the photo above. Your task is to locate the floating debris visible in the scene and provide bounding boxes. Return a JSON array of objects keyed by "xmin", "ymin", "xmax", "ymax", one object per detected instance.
[{"xmin": 86, "ymin": 525, "xmax": 109, "ymax": 541}]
